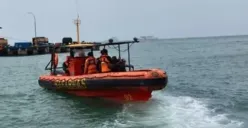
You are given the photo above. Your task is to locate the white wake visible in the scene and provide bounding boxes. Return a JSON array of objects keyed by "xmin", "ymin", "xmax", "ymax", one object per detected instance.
[{"xmin": 101, "ymin": 92, "xmax": 244, "ymax": 128}]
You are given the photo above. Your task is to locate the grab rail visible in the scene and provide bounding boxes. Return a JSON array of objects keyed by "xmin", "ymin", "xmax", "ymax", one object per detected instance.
[{"xmin": 125, "ymin": 64, "xmax": 134, "ymax": 71}]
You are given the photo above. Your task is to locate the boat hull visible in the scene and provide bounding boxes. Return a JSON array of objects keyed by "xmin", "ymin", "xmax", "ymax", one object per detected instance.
[
  {"xmin": 38, "ymin": 68, "xmax": 168, "ymax": 102},
  {"xmin": 65, "ymin": 89, "xmax": 152, "ymax": 102}
]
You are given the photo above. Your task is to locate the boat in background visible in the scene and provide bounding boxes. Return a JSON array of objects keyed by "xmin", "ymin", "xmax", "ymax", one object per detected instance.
[{"xmin": 139, "ymin": 36, "xmax": 159, "ymax": 42}]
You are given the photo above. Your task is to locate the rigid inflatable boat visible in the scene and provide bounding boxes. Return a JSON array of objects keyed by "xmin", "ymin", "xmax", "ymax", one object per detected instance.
[{"xmin": 38, "ymin": 38, "xmax": 168, "ymax": 102}]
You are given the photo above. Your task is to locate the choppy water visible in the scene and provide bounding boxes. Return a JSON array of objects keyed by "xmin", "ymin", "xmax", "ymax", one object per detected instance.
[{"xmin": 1, "ymin": 35, "xmax": 248, "ymax": 128}]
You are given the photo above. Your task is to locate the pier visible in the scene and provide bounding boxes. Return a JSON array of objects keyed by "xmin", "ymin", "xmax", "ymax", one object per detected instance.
[{"xmin": 0, "ymin": 37, "xmax": 100, "ymax": 56}]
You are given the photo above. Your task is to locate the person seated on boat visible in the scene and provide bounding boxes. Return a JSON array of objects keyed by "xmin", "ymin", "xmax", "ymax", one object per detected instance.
[
  {"xmin": 96, "ymin": 57, "xmax": 101, "ymax": 72},
  {"xmin": 84, "ymin": 52, "xmax": 98, "ymax": 74},
  {"xmin": 110, "ymin": 56, "xmax": 127, "ymax": 72},
  {"xmin": 98, "ymin": 49, "xmax": 112, "ymax": 73},
  {"xmin": 110, "ymin": 56, "xmax": 119, "ymax": 72},
  {"xmin": 118, "ymin": 58, "xmax": 127, "ymax": 72}
]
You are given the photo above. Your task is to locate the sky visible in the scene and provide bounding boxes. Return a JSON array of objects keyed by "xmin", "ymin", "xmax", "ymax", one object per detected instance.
[{"xmin": 0, "ymin": 0, "xmax": 247, "ymax": 44}]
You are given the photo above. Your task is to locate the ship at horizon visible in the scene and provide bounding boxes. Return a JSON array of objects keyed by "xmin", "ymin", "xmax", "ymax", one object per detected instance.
[{"xmin": 139, "ymin": 36, "xmax": 159, "ymax": 41}]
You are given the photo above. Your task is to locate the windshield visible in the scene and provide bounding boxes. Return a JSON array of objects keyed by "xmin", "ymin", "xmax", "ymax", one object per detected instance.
[{"xmin": 73, "ymin": 49, "xmax": 92, "ymax": 57}]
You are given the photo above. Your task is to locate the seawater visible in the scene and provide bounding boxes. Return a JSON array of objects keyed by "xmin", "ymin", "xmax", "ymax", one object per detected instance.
[{"xmin": 0, "ymin": 35, "xmax": 248, "ymax": 128}]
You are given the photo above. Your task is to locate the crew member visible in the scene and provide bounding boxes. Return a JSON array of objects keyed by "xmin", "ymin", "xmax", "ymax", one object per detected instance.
[
  {"xmin": 118, "ymin": 59, "xmax": 127, "ymax": 72},
  {"xmin": 98, "ymin": 49, "xmax": 112, "ymax": 73},
  {"xmin": 63, "ymin": 56, "xmax": 70, "ymax": 75},
  {"xmin": 84, "ymin": 52, "xmax": 98, "ymax": 74},
  {"xmin": 111, "ymin": 56, "xmax": 119, "ymax": 72}
]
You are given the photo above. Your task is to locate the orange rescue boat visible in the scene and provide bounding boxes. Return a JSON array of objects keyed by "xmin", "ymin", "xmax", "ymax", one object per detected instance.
[{"xmin": 38, "ymin": 38, "xmax": 168, "ymax": 102}]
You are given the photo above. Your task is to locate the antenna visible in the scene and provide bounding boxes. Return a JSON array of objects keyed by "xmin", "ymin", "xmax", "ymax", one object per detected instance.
[
  {"xmin": 74, "ymin": 15, "xmax": 81, "ymax": 44},
  {"xmin": 74, "ymin": 0, "xmax": 81, "ymax": 44},
  {"xmin": 74, "ymin": 0, "xmax": 79, "ymax": 17}
]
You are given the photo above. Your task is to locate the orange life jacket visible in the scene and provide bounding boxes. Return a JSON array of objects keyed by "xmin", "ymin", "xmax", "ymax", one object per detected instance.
[
  {"xmin": 84, "ymin": 56, "xmax": 98, "ymax": 74},
  {"xmin": 99, "ymin": 55, "xmax": 111, "ymax": 73}
]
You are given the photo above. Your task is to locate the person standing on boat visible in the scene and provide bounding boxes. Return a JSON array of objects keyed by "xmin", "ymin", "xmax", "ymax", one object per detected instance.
[
  {"xmin": 98, "ymin": 49, "xmax": 112, "ymax": 73},
  {"xmin": 84, "ymin": 52, "xmax": 98, "ymax": 74}
]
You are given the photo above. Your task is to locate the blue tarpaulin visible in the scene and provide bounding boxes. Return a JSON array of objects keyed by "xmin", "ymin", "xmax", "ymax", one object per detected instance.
[{"xmin": 14, "ymin": 42, "xmax": 32, "ymax": 49}]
